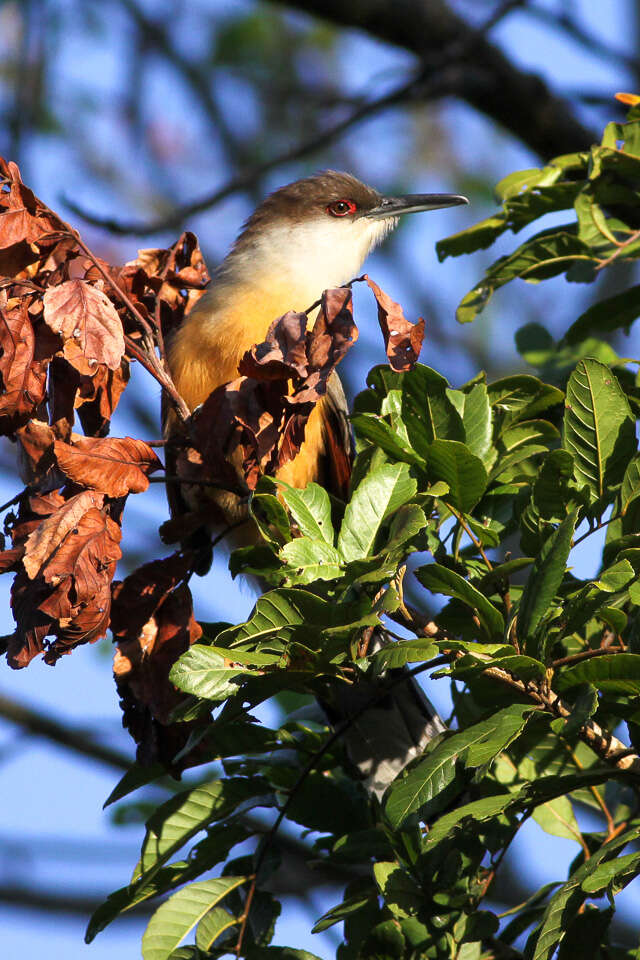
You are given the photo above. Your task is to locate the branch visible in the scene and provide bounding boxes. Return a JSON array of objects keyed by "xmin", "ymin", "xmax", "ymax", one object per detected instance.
[
  {"xmin": 64, "ymin": 72, "xmax": 421, "ymax": 234},
  {"xmin": 479, "ymin": 662, "xmax": 640, "ymax": 775},
  {"xmin": 276, "ymin": 0, "xmax": 596, "ymax": 158},
  {"xmin": 0, "ymin": 692, "xmax": 131, "ymax": 771},
  {"xmin": 64, "ymin": 0, "xmax": 592, "ymax": 236}
]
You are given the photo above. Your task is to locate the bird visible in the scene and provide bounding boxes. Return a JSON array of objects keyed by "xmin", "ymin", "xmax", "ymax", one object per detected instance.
[{"xmin": 165, "ymin": 170, "xmax": 467, "ymax": 796}]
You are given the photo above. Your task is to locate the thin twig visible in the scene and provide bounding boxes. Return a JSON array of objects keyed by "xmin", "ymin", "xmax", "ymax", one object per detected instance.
[
  {"xmin": 573, "ymin": 512, "xmax": 622, "ymax": 547},
  {"xmin": 449, "ymin": 505, "xmax": 493, "ymax": 570},
  {"xmin": 552, "ymin": 646, "xmax": 624, "ymax": 669},
  {"xmin": 66, "ymin": 0, "xmax": 526, "ymax": 236},
  {"xmin": 595, "ymin": 229, "xmax": 640, "ymax": 272}
]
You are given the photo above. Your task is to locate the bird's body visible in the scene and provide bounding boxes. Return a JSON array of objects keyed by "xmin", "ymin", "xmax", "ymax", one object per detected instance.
[{"xmin": 165, "ymin": 171, "xmax": 467, "ymax": 795}]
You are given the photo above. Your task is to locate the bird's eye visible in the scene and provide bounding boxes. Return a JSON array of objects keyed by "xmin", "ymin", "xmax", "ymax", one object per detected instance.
[{"xmin": 326, "ymin": 199, "xmax": 357, "ymax": 217}]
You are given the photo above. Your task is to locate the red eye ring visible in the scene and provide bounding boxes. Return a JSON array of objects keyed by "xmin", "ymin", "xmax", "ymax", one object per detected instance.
[{"xmin": 326, "ymin": 199, "xmax": 357, "ymax": 217}]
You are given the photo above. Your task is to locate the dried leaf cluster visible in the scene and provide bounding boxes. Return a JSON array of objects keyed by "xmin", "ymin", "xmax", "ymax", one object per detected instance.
[{"xmin": 0, "ymin": 157, "xmax": 423, "ymax": 760}]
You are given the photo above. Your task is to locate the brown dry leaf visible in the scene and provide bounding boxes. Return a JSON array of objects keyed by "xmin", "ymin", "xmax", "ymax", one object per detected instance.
[
  {"xmin": 0, "ymin": 300, "xmax": 48, "ymax": 435},
  {"xmin": 192, "ymin": 287, "xmax": 358, "ymax": 492},
  {"xmin": 238, "ymin": 311, "xmax": 309, "ymax": 381},
  {"xmin": 110, "ymin": 552, "xmax": 192, "ymax": 642},
  {"xmin": 6, "ymin": 492, "xmax": 121, "ymax": 668},
  {"xmin": 54, "ymin": 434, "xmax": 162, "ymax": 497},
  {"xmin": 114, "ymin": 581, "xmax": 202, "ymax": 724},
  {"xmin": 114, "ymin": 579, "xmax": 205, "ymax": 770},
  {"xmin": 365, "ymin": 275, "xmax": 425, "ymax": 372},
  {"xmin": 16, "ymin": 419, "xmax": 57, "ymax": 484},
  {"xmin": 76, "ymin": 359, "xmax": 130, "ymax": 437},
  {"xmin": 23, "ymin": 490, "xmax": 104, "ymax": 579},
  {"xmin": 42, "ymin": 506, "xmax": 121, "ymax": 603},
  {"xmin": 43, "ymin": 278, "xmax": 125, "ymax": 371}
]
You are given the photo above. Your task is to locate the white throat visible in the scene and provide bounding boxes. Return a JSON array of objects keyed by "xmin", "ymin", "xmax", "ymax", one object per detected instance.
[{"xmin": 214, "ymin": 214, "xmax": 398, "ymax": 305}]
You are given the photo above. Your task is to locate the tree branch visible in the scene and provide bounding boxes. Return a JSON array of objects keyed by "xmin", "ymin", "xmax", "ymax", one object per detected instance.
[{"xmin": 276, "ymin": 0, "xmax": 596, "ymax": 158}]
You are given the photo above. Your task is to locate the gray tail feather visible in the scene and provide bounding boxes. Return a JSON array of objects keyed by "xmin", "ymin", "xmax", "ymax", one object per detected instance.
[{"xmin": 322, "ymin": 632, "xmax": 446, "ymax": 799}]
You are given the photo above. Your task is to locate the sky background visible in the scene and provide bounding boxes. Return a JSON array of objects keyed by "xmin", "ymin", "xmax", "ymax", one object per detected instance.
[{"xmin": 1, "ymin": 0, "xmax": 640, "ymax": 957}]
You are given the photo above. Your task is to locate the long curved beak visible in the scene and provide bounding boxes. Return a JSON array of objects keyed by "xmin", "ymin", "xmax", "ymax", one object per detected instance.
[{"xmin": 364, "ymin": 193, "xmax": 468, "ymax": 220}]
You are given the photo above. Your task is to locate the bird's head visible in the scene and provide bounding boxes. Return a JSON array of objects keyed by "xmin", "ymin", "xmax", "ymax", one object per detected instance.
[{"xmin": 216, "ymin": 170, "xmax": 468, "ymax": 300}]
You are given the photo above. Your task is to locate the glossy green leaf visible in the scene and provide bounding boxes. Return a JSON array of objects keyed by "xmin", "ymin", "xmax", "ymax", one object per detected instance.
[
  {"xmin": 384, "ymin": 703, "xmax": 534, "ymax": 827},
  {"xmin": 416, "ymin": 563, "xmax": 504, "ymax": 639},
  {"xmin": 581, "ymin": 850, "xmax": 640, "ymax": 894},
  {"xmin": 279, "ymin": 537, "xmax": 342, "ymax": 584},
  {"xmin": 170, "ymin": 647, "xmax": 252, "ymax": 701},
  {"xmin": 456, "ymin": 231, "xmax": 595, "ymax": 324},
  {"xmin": 195, "ymin": 906, "xmax": 239, "ymax": 951},
  {"xmin": 278, "ymin": 481, "xmax": 334, "ymax": 544},
  {"xmin": 532, "ymin": 794, "xmax": 582, "ymax": 844},
  {"xmin": 488, "ymin": 375, "xmax": 564, "ymax": 426},
  {"xmin": 556, "ymin": 653, "xmax": 640, "ymax": 695},
  {"xmin": 350, "ymin": 413, "xmax": 423, "ymax": 467},
  {"xmin": 426, "ymin": 440, "xmax": 488, "ymax": 512},
  {"xmin": 565, "ymin": 283, "xmax": 640, "ymax": 344},
  {"xmin": 518, "ymin": 510, "xmax": 578, "ymax": 654},
  {"xmin": 531, "ymin": 824, "xmax": 640, "ymax": 960},
  {"xmin": 372, "ymin": 637, "xmax": 438, "ymax": 670},
  {"xmin": 621, "ymin": 455, "xmax": 640, "ymax": 515},
  {"xmin": 312, "ymin": 891, "xmax": 377, "ymax": 934},
  {"xmin": 436, "ymin": 213, "xmax": 509, "ymax": 260},
  {"xmin": 564, "ymin": 360, "xmax": 636, "ymax": 501},
  {"xmin": 338, "ymin": 462, "xmax": 416, "ymax": 561},
  {"xmin": 142, "ymin": 876, "xmax": 246, "ymax": 960},
  {"xmin": 137, "ymin": 778, "xmax": 272, "ymax": 880},
  {"xmin": 454, "ymin": 381, "xmax": 493, "ymax": 463}
]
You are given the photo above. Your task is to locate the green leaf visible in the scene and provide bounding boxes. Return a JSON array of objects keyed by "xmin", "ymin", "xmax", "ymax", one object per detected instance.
[
  {"xmin": 373, "ymin": 862, "xmax": 424, "ymax": 919},
  {"xmin": 195, "ymin": 906, "xmax": 238, "ymax": 951},
  {"xmin": 532, "ymin": 794, "xmax": 583, "ymax": 844},
  {"xmin": 518, "ymin": 510, "xmax": 578, "ymax": 654},
  {"xmin": 531, "ymin": 824, "xmax": 640, "ymax": 960},
  {"xmin": 277, "ymin": 481, "xmax": 334, "ymax": 544},
  {"xmin": 564, "ymin": 284, "xmax": 640, "ymax": 344},
  {"xmin": 436, "ymin": 214, "xmax": 508, "ymax": 260},
  {"xmin": 456, "ymin": 231, "xmax": 595, "ymax": 324},
  {"xmin": 381, "ymin": 504, "xmax": 427, "ymax": 558},
  {"xmin": 337, "ymin": 462, "xmax": 416, "ymax": 561},
  {"xmin": 372, "ymin": 637, "xmax": 438, "ymax": 670},
  {"xmin": 426, "ymin": 440, "xmax": 488, "ymax": 512},
  {"xmin": 453, "ymin": 382, "xmax": 493, "ymax": 464},
  {"xmin": 86, "ymin": 824, "xmax": 249, "ymax": 942},
  {"xmin": 563, "ymin": 360, "xmax": 636, "ymax": 502},
  {"xmin": 556, "ymin": 653, "xmax": 640, "ymax": 695},
  {"xmin": 416, "ymin": 563, "xmax": 504, "ymax": 639},
  {"xmin": 622, "ymin": 455, "xmax": 640, "ymax": 514},
  {"xmin": 384, "ymin": 703, "xmax": 534, "ymax": 827},
  {"xmin": 249, "ymin": 480, "xmax": 291, "ymax": 546},
  {"xmin": 279, "ymin": 537, "xmax": 342, "ymax": 584},
  {"xmin": 104, "ymin": 762, "xmax": 168, "ymax": 809},
  {"xmin": 351, "ymin": 413, "xmax": 424, "ymax": 468},
  {"xmin": 243, "ymin": 948, "xmax": 325, "ymax": 960},
  {"xmin": 217, "ymin": 588, "xmax": 376, "ymax": 651},
  {"xmin": 488, "ymin": 375, "xmax": 564, "ymax": 426},
  {"xmin": 170, "ymin": 647, "xmax": 252, "ymax": 701},
  {"xmin": 142, "ymin": 876, "xmax": 246, "ymax": 960},
  {"xmin": 312, "ymin": 890, "xmax": 377, "ymax": 934},
  {"xmin": 581, "ymin": 850, "xmax": 640, "ymax": 894},
  {"xmin": 137, "ymin": 779, "xmax": 272, "ymax": 880},
  {"xmin": 425, "ymin": 770, "xmax": 634, "ymax": 852}
]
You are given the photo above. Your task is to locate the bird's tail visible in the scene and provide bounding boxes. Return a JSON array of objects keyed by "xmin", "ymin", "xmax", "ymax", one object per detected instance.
[{"xmin": 321, "ymin": 629, "xmax": 446, "ymax": 799}]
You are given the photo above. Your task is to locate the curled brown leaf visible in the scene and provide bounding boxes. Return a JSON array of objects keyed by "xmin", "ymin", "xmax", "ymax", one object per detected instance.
[
  {"xmin": 54, "ymin": 434, "xmax": 162, "ymax": 497},
  {"xmin": 366, "ymin": 275, "xmax": 425, "ymax": 372}
]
